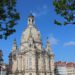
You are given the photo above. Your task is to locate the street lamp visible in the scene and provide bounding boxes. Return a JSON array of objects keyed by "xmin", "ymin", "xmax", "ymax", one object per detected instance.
[
  {"xmin": 0, "ymin": 58, "xmax": 4, "ymax": 75},
  {"xmin": 0, "ymin": 65, "xmax": 2, "ymax": 75}
]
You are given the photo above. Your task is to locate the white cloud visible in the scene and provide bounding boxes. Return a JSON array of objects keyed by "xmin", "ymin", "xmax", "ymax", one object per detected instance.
[
  {"xmin": 64, "ymin": 41, "xmax": 75, "ymax": 46},
  {"xmin": 32, "ymin": 4, "xmax": 49, "ymax": 17},
  {"xmin": 49, "ymin": 34, "xmax": 59, "ymax": 45}
]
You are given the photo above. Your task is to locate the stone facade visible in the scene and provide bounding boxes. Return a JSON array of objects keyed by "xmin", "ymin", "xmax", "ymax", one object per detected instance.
[{"xmin": 9, "ymin": 14, "xmax": 55, "ymax": 75}]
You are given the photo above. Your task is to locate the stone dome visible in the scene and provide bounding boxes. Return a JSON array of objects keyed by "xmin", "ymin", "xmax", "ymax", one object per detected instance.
[{"xmin": 21, "ymin": 14, "xmax": 41, "ymax": 44}]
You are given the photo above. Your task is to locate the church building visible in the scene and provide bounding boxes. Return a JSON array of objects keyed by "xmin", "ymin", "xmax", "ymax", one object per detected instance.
[{"xmin": 9, "ymin": 14, "xmax": 55, "ymax": 75}]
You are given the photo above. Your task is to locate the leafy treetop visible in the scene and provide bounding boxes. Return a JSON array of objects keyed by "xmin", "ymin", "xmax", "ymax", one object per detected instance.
[
  {"xmin": 0, "ymin": 0, "xmax": 20, "ymax": 39},
  {"xmin": 53, "ymin": 0, "xmax": 75, "ymax": 26}
]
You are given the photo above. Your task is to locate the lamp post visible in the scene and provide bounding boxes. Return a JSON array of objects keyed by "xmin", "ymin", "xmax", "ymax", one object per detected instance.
[
  {"xmin": 0, "ymin": 65, "xmax": 3, "ymax": 75},
  {"xmin": 0, "ymin": 59, "xmax": 4, "ymax": 75},
  {"xmin": 0, "ymin": 65, "xmax": 2, "ymax": 75},
  {"xmin": 0, "ymin": 50, "xmax": 4, "ymax": 75}
]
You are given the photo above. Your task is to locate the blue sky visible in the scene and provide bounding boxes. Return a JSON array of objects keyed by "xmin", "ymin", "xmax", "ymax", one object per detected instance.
[{"xmin": 0, "ymin": 0, "xmax": 75, "ymax": 63}]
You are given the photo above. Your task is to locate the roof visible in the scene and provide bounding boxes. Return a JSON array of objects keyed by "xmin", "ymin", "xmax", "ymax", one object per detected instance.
[{"xmin": 55, "ymin": 61, "xmax": 75, "ymax": 67}]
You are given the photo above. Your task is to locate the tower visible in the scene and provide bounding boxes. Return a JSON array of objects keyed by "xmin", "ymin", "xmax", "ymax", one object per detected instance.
[
  {"xmin": 11, "ymin": 39, "xmax": 18, "ymax": 74},
  {"xmin": 46, "ymin": 38, "xmax": 55, "ymax": 75},
  {"xmin": 12, "ymin": 39, "xmax": 17, "ymax": 52},
  {"xmin": 9, "ymin": 53, "xmax": 12, "ymax": 74}
]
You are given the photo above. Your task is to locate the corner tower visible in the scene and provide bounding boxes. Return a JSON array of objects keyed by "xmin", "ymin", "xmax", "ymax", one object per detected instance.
[{"xmin": 46, "ymin": 38, "xmax": 55, "ymax": 75}]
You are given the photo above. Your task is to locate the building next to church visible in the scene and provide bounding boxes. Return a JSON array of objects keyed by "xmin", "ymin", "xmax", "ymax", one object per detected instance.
[
  {"xmin": 8, "ymin": 14, "xmax": 55, "ymax": 75},
  {"xmin": 55, "ymin": 61, "xmax": 75, "ymax": 75}
]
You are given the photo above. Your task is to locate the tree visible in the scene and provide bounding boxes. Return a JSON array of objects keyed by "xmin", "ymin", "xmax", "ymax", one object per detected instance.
[
  {"xmin": 53, "ymin": 0, "xmax": 75, "ymax": 26},
  {"xmin": 0, "ymin": 0, "xmax": 20, "ymax": 39}
]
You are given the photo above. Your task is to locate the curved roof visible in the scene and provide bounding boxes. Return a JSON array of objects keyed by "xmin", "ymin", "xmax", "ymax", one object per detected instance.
[
  {"xmin": 21, "ymin": 26, "xmax": 41, "ymax": 43},
  {"xmin": 21, "ymin": 14, "xmax": 41, "ymax": 44}
]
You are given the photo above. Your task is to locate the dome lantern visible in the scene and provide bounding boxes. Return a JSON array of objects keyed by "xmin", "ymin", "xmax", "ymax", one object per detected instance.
[{"xmin": 28, "ymin": 13, "xmax": 35, "ymax": 27}]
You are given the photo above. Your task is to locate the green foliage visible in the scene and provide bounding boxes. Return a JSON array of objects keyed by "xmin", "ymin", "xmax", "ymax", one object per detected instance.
[
  {"xmin": 54, "ymin": 20, "xmax": 62, "ymax": 26},
  {"xmin": 53, "ymin": 0, "xmax": 75, "ymax": 26},
  {"xmin": 0, "ymin": 0, "xmax": 20, "ymax": 39}
]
